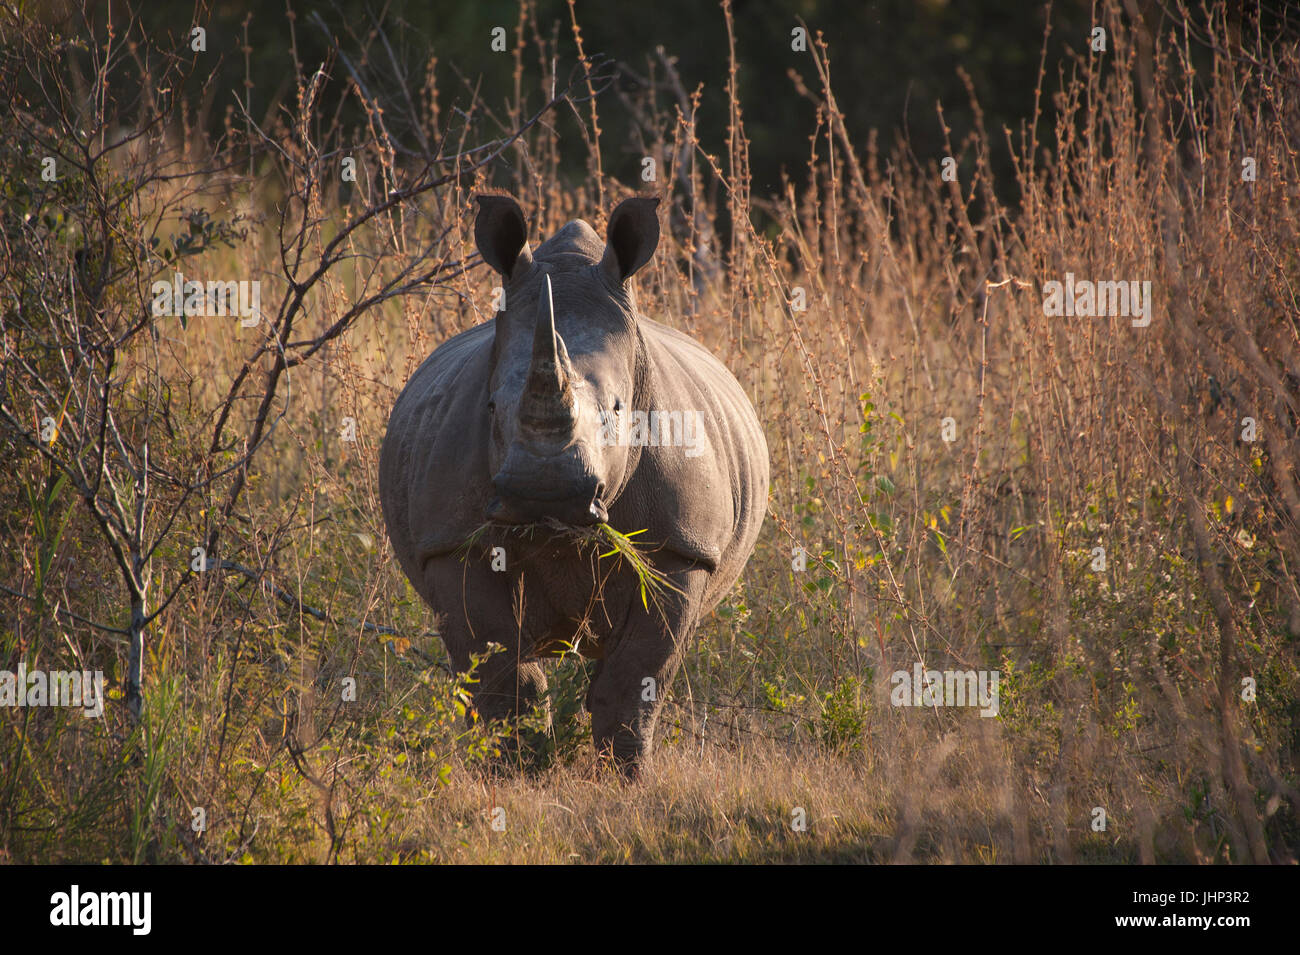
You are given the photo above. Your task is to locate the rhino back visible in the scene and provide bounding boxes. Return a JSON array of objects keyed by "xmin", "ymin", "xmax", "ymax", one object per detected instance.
[
  {"xmin": 620, "ymin": 317, "xmax": 769, "ymax": 611},
  {"xmin": 379, "ymin": 320, "xmax": 495, "ymax": 586}
]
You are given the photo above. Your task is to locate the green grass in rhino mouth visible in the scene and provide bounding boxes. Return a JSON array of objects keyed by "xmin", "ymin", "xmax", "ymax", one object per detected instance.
[{"xmin": 455, "ymin": 520, "xmax": 682, "ymax": 610}]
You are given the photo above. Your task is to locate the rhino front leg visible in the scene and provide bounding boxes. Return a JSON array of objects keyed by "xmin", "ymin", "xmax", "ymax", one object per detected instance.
[
  {"xmin": 424, "ymin": 558, "xmax": 550, "ymax": 731},
  {"xmin": 472, "ymin": 649, "xmax": 550, "ymax": 729},
  {"xmin": 587, "ymin": 560, "xmax": 709, "ymax": 775}
]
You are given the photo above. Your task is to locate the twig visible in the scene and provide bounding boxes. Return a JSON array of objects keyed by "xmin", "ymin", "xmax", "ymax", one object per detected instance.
[
  {"xmin": 215, "ymin": 559, "xmax": 436, "ymax": 643},
  {"xmin": 0, "ymin": 583, "xmax": 130, "ymax": 636}
]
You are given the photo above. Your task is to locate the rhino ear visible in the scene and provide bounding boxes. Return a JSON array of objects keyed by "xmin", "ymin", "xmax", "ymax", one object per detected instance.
[
  {"xmin": 475, "ymin": 194, "xmax": 533, "ymax": 279},
  {"xmin": 601, "ymin": 196, "xmax": 660, "ymax": 285}
]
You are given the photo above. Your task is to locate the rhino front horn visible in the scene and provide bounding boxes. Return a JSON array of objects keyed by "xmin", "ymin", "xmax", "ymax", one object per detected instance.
[{"xmin": 518, "ymin": 274, "xmax": 574, "ymax": 439}]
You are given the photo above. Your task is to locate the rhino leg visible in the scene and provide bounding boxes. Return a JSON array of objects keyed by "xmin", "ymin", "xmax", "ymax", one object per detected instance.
[
  {"xmin": 587, "ymin": 558, "xmax": 710, "ymax": 776},
  {"xmin": 422, "ymin": 558, "xmax": 551, "ymax": 731},
  {"xmin": 473, "ymin": 650, "xmax": 550, "ymax": 730}
]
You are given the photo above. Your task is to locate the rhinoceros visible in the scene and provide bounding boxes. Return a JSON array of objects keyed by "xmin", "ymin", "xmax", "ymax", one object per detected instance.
[{"xmin": 379, "ymin": 194, "xmax": 768, "ymax": 773}]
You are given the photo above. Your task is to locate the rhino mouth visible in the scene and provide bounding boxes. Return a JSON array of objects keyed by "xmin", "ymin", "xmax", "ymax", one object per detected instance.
[{"xmin": 486, "ymin": 477, "xmax": 608, "ymax": 527}]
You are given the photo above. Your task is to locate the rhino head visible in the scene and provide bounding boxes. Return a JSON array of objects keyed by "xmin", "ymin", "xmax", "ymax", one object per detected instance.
[{"xmin": 474, "ymin": 194, "xmax": 660, "ymax": 528}]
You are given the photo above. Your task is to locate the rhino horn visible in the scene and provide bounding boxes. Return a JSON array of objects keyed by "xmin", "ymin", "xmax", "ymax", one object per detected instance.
[{"xmin": 518, "ymin": 274, "xmax": 574, "ymax": 439}]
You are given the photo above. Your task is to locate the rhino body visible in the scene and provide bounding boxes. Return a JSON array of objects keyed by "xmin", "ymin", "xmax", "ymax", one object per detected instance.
[{"xmin": 379, "ymin": 195, "xmax": 768, "ymax": 772}]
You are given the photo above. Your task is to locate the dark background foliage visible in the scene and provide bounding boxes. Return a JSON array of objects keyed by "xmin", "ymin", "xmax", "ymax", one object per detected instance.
[{"xmin": 37, "ymin": 0, "xmax": 1108, "ymax": 193}]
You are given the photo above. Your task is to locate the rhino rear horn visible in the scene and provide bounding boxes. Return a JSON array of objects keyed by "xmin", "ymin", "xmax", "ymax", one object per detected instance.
[
  {"xmin": 475, "ymin": 194, "xmax": 534, "ymax": 279},
  {"xmin": 519, "ymin": 274, "xmax": 574, "ymax": 437},
  {"xmin": 600, "ymin": 196, "xmax": 660, "ymax": 284}
]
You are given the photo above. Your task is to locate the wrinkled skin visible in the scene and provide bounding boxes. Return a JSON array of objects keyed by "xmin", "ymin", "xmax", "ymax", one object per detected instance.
[{"xmin": 379, "ymin": 194, "xmax": 768, "ymax": 775}]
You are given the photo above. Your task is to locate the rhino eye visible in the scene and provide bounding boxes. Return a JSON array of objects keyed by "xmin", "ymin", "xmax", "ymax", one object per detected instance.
[
  {"xmin": 487, "ymin": 400, "xmax": 496, "ymax": 414},
  {"xmin": 613, "ymin": 397, "xmax": 623, "ymax": 413}
]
